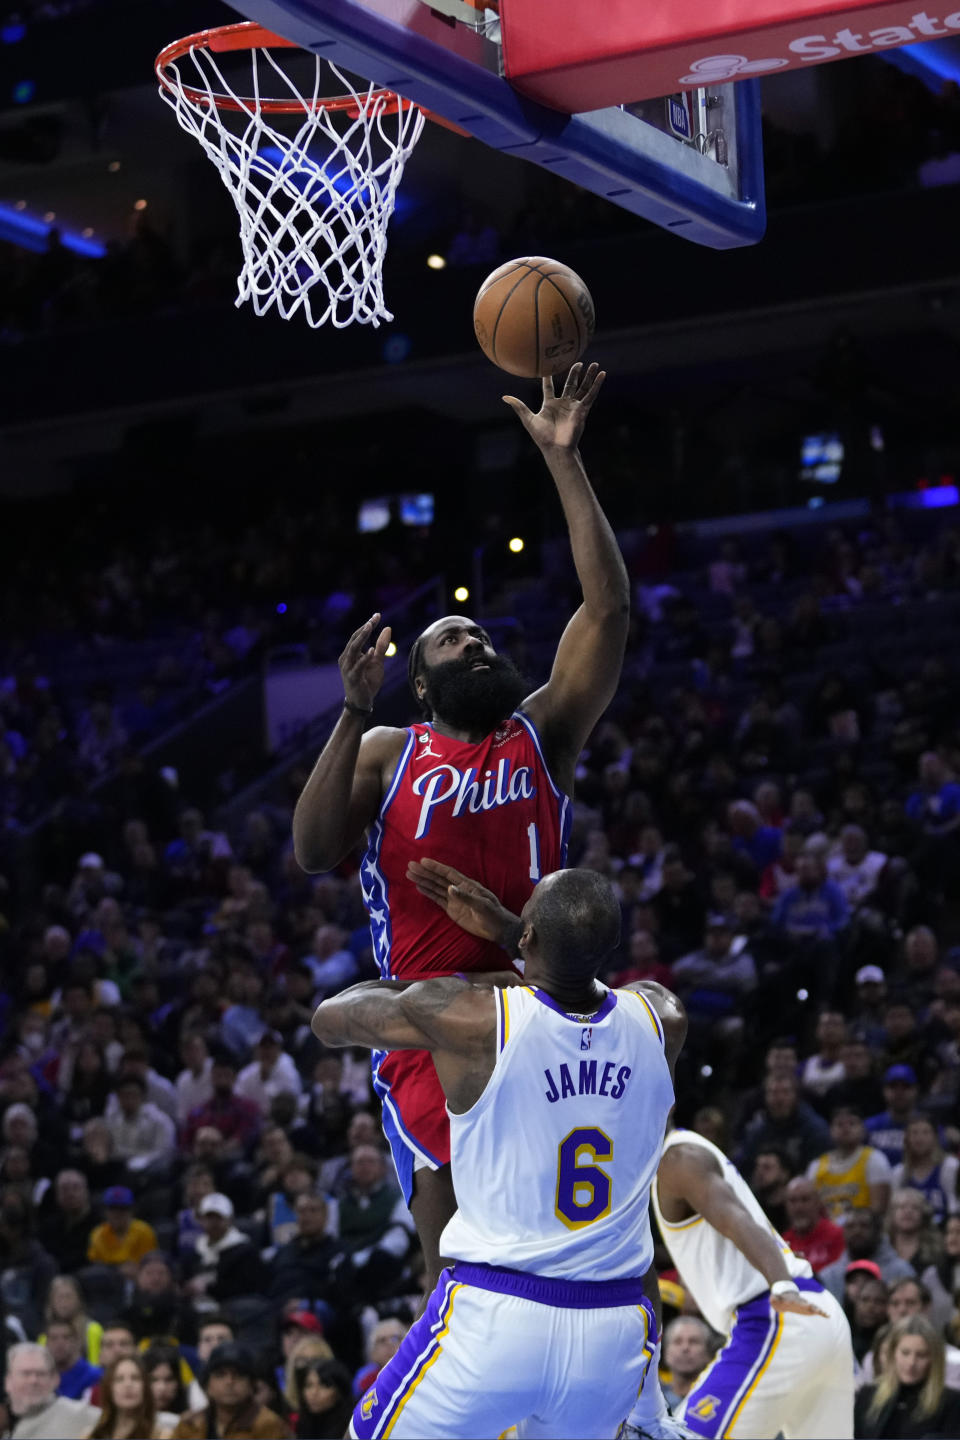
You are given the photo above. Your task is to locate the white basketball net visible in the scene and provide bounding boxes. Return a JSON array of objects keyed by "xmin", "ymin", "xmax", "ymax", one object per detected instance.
[{"xmin": 158, "ymin": 43, "xmax": 426, "ymax": 328}]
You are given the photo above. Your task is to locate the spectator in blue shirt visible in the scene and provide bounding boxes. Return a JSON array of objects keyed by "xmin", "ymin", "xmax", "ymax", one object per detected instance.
[
  {"xmin": 865, "ymin": 1065, "xmax": 922, "ymax": 1166},
  {"xmin": 47, "ymin": 1318, "xmax": 101, "ymax": 1401},
  {"xmin": 905, "ymin": 752, "xmax": 960, "ymax": 835},
  {"xmin": 772, "ymin": 851, "xmax": 850, "ymax": 940},
  {"xmin": 728, "ymin": 799, "xmax": 782, "ymax": 874}
]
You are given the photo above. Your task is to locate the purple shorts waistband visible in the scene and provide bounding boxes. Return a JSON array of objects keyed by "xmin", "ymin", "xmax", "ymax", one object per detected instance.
[{"xmin": 451, "ymin": 1261, "xmax": 657, "ymax": 1322}]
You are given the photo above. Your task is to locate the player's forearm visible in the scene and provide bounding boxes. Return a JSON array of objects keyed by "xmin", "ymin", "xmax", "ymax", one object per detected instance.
[
  {"xmin": 540, "ymin": 445, "xmax": 629, "ymax": 617},
  {"xmin": 707, "ymin": 1196, "xmax": 793, "ymax": 1288},
  {"xmin": 292, "ymin": 709, "xmax": 365, "ymax": 871}
]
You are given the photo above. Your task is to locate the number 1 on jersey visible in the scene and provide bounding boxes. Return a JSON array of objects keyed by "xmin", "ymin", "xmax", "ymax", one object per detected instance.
[{"xmin": 527, "ymin": 821, "xmax": 541, "ymax": 881}]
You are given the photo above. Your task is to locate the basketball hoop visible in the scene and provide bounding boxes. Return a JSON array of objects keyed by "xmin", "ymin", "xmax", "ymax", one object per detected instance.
[{"xmin": 155, "ymin": 22, "xmax": 427, "ymax": 328}]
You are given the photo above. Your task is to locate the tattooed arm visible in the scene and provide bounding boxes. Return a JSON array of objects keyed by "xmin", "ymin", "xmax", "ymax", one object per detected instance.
[
  {"xmin": 312, "ymin": 977, "xmax": 499, "ymax": 1112},
  {"xmin": 311, "ymin": 977, "xmax": 495, "ymax": 1055}
]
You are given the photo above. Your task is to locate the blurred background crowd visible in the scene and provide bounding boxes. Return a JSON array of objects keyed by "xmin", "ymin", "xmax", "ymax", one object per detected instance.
[
  {"xmin": 1, "ymin": 1, "xmax": 960, "ymax": 1436},
  {"xmin": 5, "ymin": 491, "xmax": 960, "ymax": 1435}
]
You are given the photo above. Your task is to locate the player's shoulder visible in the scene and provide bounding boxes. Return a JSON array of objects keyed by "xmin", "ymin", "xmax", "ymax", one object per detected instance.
[{"xmin": 360, "ymin": 723, "xmax": 410, "ymax": 758}]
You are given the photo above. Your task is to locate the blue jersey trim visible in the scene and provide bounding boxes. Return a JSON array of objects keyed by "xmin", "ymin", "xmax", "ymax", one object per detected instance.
[
  {"xmin": 360, "ymin": 729, "xmax": 415, "ymax": 979},
  {"xmin": 514, "ymin": 709, "xmax": 572, "ymax": 867}
]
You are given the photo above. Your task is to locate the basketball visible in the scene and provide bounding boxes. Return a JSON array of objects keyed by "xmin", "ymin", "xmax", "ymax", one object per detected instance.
[{"xmin": 473, "ymin": 256, "xmax": 596, "ymax": 378}]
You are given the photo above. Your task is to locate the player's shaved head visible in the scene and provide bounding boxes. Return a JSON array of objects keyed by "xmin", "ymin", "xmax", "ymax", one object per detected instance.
[{"xmin": 521, "ymin": 869, "xmax": 621, "ymax": 985}]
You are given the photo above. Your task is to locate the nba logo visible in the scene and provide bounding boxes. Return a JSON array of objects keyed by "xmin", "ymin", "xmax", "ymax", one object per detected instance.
[
  {"xmin": 580, "ymin": 1027, "xmax": 592, "ymax": 1050},
  {"xmin": 666, "ymin": 94, "xmax": 691, "ymax": 141}
]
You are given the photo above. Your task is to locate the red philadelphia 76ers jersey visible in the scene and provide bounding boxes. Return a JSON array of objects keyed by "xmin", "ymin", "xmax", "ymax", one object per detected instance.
[{"xmin": 360, "ymin": 711, "xmax": 571, "ymax": 980}]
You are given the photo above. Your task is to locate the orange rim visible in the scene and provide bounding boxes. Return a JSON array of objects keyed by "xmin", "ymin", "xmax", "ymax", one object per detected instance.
[{"xmin": 155, "ymin": 20, "xmax": 414, "ymax": 118}]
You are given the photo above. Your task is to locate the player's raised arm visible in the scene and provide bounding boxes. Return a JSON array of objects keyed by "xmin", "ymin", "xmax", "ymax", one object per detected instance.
[
  {"xmin": 505, "ymin": 363, "xmax": 630, "ymax": 769},
  {"xmin": 657, "ymin": 1143, "xmax": 827, "ymax": 1318},
  {"xmin": 292, "ymin": 612, "xmax": 400, "ymax": 872}
]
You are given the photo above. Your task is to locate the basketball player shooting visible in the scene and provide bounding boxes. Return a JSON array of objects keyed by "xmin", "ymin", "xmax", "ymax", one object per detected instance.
[
  {"xmin": 292, "ymin": 361, "xmax": 629, "ymax": 1288},
  {"xmin": 311, "ymin": 868, "xmax": 685, "ymax": 1440}
]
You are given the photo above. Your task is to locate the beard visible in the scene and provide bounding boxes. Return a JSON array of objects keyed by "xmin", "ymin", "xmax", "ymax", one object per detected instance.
[{"xmin": 422, "ymin": 654, "xmax": 529, "ymax": 734}]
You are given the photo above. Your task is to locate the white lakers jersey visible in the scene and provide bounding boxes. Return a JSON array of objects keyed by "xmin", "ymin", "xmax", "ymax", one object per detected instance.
[
  {"xmin": 653, "ymin": 1128, "xmax": 812, "ymax": 1335},
  {"xmin": 440, "ymin": 984, "xmax": 674, "ymax": 1279}
]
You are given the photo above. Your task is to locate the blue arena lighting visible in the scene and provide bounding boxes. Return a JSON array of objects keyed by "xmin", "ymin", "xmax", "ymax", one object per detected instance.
[
  {"xmin": 12, "ymin": 78, "xmax": 35, "ymax": 104},
  {"xmin": 0, "ymin": 203, "xmax": 106, "ymax": 258},
  {"xmin": 1, "ymin": 20, "xmax": 27, "ymax": 43},
  {"xmin": 881, "ymin": 38, "xmax": 960, "ymax": 91},
  {"xmin": 276, "ymin": 602, "xmax": 288, "ymax": 614},
  {"xmin": 383, "ymin": 333, "xmax": 411, "ymax": 364}
]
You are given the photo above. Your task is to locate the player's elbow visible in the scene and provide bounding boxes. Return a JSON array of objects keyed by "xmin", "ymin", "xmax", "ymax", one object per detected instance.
[
  {"xmin": 310, "ymin": 1001, "xmax": 343, "ymax": 1046},
  {"xmin": 292, "ymin": 820, "xmax": 339, "ymax": 874}
]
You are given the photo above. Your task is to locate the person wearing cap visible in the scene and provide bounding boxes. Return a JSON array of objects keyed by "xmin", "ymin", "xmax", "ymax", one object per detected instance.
[
  {"xmin": 181, "ymin": 1195, "xmax": 267, "ymax": 1308},
  {"xmin": 235, "ymin": 1032, "xmax": 302, "ymax": 1119},
  {"xmin": 806, "ymin": 1105, "xmax": 893, "ymax": 1224},
  {"xmin": 818, "ymin": 1208, "xmax": 917, "ymax": 1303},
  {"xmin": 847, "ymin": 1272, "xmax": 889, "ymax": 1376},
  {"xmin": 865, "ymin": 1065, "xmax": 922, "ymax": 1166},
  {"xmin": 850, "ymin": 967, "xmax": 888, "ymax": 1048},
  {"xmin": 87, "ymin": 1189, "xmax": 158, "ymax": 1276},
  {"xmin": 782, "ymin": 1176, "xmax": 846, "ymax": 1274},
  {"xmin": 172, "ymin": 1343, "xmax": 290, "ymax": 1439}
]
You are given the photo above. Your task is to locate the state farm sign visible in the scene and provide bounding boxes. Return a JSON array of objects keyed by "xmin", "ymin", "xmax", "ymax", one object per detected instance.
[
  {"xmin": 501, "ymin": 0, "xmax": 960, "ymax": 114},
  {"xmin": 678, "ymin": 11, "xmax": 960, "ymax": 85}
]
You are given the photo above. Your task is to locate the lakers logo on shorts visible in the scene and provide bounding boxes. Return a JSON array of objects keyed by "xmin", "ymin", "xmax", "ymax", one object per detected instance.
[
  {"xmin": 360, "ymin": 1388, "xmax": 378, "ymax": 1419},
  {"xmin": 690, "ymin": 1395, "xmax": 721, "ymax": 1421}
]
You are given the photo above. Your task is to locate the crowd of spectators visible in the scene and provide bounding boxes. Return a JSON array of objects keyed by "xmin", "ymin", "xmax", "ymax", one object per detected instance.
[{"xmin": 6, "ymin": 494, "xmax": 960, "ymax": 1434}]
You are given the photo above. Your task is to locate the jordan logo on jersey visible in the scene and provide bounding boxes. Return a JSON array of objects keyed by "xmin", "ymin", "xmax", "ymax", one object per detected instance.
[
  {"xmin": 411, "ymin": 758, "xmax": 535, "ymax": 839},
  {"xmin": 417, "ymin": 733, "xmax": 443, "ymax": 759}
]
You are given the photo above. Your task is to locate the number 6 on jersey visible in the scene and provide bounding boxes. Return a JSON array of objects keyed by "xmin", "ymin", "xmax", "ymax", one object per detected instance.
[{"xmin": 555, "ymin": 1127, "xmax": 613, "ymax": 1229}]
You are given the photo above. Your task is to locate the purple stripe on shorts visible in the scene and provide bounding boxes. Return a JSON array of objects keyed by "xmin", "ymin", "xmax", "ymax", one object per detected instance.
[
  {"xmin": 352, "ymin": 1272, "xmax": 458, "ymax": 1440},
  {"xmin": 681, "ymin": 1277, "xmax": 823, "ymax": 1437},
  {"xmin": 452, "ymin": 1260, "xmax": 656, "ymax": 1322}
]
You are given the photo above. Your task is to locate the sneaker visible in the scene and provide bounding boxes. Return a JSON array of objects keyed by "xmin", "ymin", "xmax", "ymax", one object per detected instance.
[{"xmin": 615, "ymin": 1416, "xmax": 699, "ymax": 1440}]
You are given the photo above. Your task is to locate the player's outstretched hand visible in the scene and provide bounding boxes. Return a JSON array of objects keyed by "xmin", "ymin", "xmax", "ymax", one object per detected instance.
[
  {"xmin": 770, "ymin": 1292, "xmax": 828, "ymax": 1317},
  {"xmin": 407, "ymin": 857, "xmax": 513, "ymax": 945},
  {"xmin": 339, "ymin": 612, "xmax": 392, "ymax": 711},
  {"xmin": 503, "ymin": 361, "xmax": 605, "ymax": 453}
]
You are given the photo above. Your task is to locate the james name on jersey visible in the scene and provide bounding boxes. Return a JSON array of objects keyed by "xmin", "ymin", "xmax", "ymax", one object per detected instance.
[{"xmin": 543, "ymin": 1057, "xmax": 633, "ymax": 1104}]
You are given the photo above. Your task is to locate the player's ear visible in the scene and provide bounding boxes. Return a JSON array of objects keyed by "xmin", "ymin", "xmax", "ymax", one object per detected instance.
[{"xmin": 518, "ymin": 923, "xmax": 535, "ymax": 954}]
